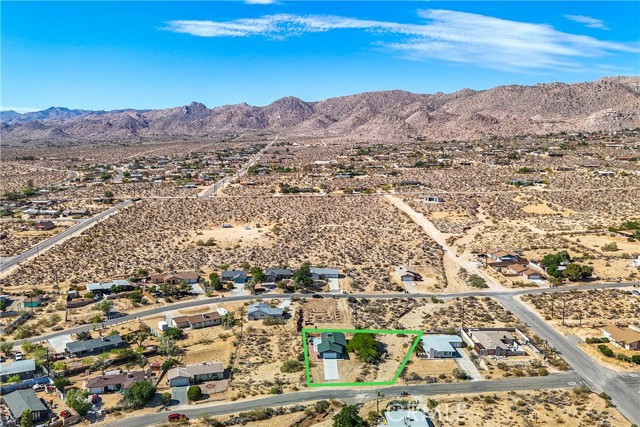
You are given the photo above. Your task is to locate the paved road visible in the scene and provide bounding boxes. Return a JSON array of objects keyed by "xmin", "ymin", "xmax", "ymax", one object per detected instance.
[
  {"xmin": 17, "ymin": 281, "xmax": 637, "ymax": 346},
  {"xmin": 0, "ymin": 200, "xmax": 134, "ymax": 274},
  {"xmin": 200, "ymin": 135, "xmax": 278, "ymax": 198},
  {"xmin": 385, "ymin": 195, "xmax": 640, "ymax": 425},
  {"xmin": 104, "ymin": 373, "xmax": 583, "ymax": 427},
  {"xmin": 497, "ymin": 294, "xmax": 640, "ymax": 424}
]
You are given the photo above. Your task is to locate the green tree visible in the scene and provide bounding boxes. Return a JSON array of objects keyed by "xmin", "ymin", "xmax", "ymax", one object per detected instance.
[
  {"xmin": 346, "ymin": 333, "xmax": 380, "ymax": 363},
  {"xmin": 158, "ymin": 336, "xmax": 180, "ymax": 357},
  {"xmin": 163, "ymin": 327, "xmax": 186, "ymax": 341},
  {"xmin": 53, "ymin": 361, "xmax": 68, "ymax": 372},
  {"xmin": 134, "ymin": 330, "xmax": 149, "ymax": 348},
  {"xmin": 76, "ymin": 330, "xmax": 92, "ymax": 341},
  {"xmin": 0, "ymin": 341, "xmax": 13, "ymax": 356},
  {"xmin": 209, "ymin": 273, "xmax": 223, "ymax": 291},
  {"xmin": 20, "ymin": 410, "xmax": 33, "ymax": 427},
  {"xmin": 541, "ymin": 251, "xmax": 571, "ymax": 278},
  {"xmin": 221, "ymin": 312, "xmax": 236, "ymax": 329},
  {"xmin": 92, "ymin": 354, "xmax": 110, "ymax": 374},
  {"xmin": 95, "ymin": 300, "xmax": 114, "ymax": 319},
  {"xmin": 161, "ymin": 392, "xmax": 172, "ymax": 406},
  {"xmin": 7, "ymin": 374, "xmax": 21, "ymax": 383},
  {"xmin": 249, "ymin": 266, "xmax": 266, "ymax": 283},
  {"xmin": 187, "ymin": 385, "xmax": 203, "ymax": 402},
  {"xmin": 244, "ymin": 280, "xmax": 257, "ymax": 294},
  {"xmin": 333, "ymin": 405, "xmax": 365, "ymax": 427},
  {"xmin": 0, "ymin": 300, "xmax": 7, "ymax": 313},
  {"xmin": 563, "ymin": 263, "xmax": 593, "ymax": 281},
  {"xmin": 123, "ymin": 380, "xmax": 156, "ymax": 408},
  {"xmin": 53, "ymin": 377, "xmax": 71, "ymax": 391},
  {"xmin": 66, "ymin": 389, "xmax": 91, "ymax": 416},
  {"xmin": 293, "ymin": 263, "xmax": 313, "ymax": 289},
  {"xmin": 161, "ymin": 358, "xmax": 179, "ymax": 371}
]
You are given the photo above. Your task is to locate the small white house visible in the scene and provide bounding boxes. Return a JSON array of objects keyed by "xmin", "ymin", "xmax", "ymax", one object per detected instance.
[
  {"xmin": 420, "ymin": 335, "xmax": 465, "ymax": 359},
  {"xmin": 425, "ymin": 195, "xmax": 445, "ymax": 203},
  {"xmin": 157, "ymin": 321, "xmax": 169, "ymax": 332},
  {"xmin": 310, "ymin": 268, "xmax": 339, "ymax": 280},
  {"xmin": 167, "ymin": 362, "xmax": 224, "ymax": 387}
]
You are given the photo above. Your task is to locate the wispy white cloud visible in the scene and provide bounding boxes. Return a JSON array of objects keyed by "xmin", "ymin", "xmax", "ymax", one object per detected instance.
[
  {"xmin": 564, "ymin": 14, "xmax": 609, "ymax": 30},
  {"xmin": 164, "ymin": 10, "xmax": 637, "ymax": 71}
]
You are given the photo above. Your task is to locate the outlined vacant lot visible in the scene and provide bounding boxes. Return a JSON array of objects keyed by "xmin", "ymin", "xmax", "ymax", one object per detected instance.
[{"xmin": 302, "ymin": 327, "xmax": 423, "ymax": 387}]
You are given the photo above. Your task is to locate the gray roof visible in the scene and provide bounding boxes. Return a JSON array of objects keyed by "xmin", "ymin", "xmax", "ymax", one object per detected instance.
[
  {"xmin": 265, "ymin": 268, "xmax": 293, "ymax": 276},
  {"xmin": 421, "ymin": 335, "xmax": 463, "ymax": 352},
  {"xmin": 247, "ymin": 302, "xmax": 283, "ymax": 316},
  {"xmin": 167, "ymin": 362, "xmax": 224, "ymax": 381},
  {"xmin": 66, "ymin": 334, "xmax": 123, "ymax": 354},
  {"xmin": 3, "ymin": 389, "xmax": 48, "ymax": 418},
  {"xmin": 0, "ymin": 359, "xmax": 36, "ymax": 377},
  {"xmin": 86, "ymin": 280, "xmax": 132, "ymax": 291},
  {"xmin": 86, "ymin": 282, "xmax": 115, "ymax": 291},
  {"xmin": 221, "ymin": 270, "xmax": 247, "ymax": 280},
  {"xmin": 310, "ymin": 268, "xmax": 339, "ymax": 276}
]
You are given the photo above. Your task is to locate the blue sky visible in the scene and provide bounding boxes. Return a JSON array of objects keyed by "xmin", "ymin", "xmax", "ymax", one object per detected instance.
[{"xmin": 1, "ymin": 1, "xmax": 639, "ymax": 112}]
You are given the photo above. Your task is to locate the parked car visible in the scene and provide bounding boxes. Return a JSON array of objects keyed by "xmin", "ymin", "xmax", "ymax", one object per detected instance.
[
  {"xmin": 14, "ymin": 352, "xmax": 23, "ymax": 361},
  {"xmin": 91, "ymin": 394, "xmax": 100, "ymax": 404},
  {"xmin": 312, "ymin": 294, "xmax": 323, "ymax": 298},
  {"xmin": 60, "ymin": 410, "xmax": 71, "ymax": 418},
  {"xmin": 168, "ymin": 413, "xmax": 188, "ymax": 422}
]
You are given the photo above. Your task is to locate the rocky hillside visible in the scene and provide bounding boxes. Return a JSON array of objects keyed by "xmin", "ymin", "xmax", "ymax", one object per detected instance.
[{"xmin": 2, "ymin": 76, "xmax": 638, "ymax": 142}]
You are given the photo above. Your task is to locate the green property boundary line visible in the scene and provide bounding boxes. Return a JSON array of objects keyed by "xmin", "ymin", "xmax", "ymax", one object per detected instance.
[{"xmin": 302, "ymin": 328, "xmax": 423, "ymax": 387}]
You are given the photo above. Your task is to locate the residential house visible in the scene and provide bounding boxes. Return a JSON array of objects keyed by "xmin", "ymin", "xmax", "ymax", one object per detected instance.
[
  {"xmin": 247, "ymin": 302, "xmax": 284, "ymax": 321},
  {"xmin": 596, "ymin": 170, "xmax": 615, "ymax": 177},
  {"xmin": 602, "ymin": 325, "xmax": 640, "ymax": 351},
  {"xmin": 310, "ymin": 268, "xmax": 339, "ymax": 280},
  {"xmin": 507, "ymin": 264, "xmax": 544, "ymax": 280},
  {"xmin": 420, "ymin": 335, "xmax": 464, "ymax": 359},
  {"xmin": 464, "ymin": 328, "xmax": 526, "ymax": 357},
  {"xmin": 66, "ymin": 334, "xmax": 123, "ymax": 357},
  {"xmin": 34, "ymin": 221, "xmax": 55, "ymax": 231},
  {"xmin": 425, "ymin": 195, "xmax": 445, "ymax": 203},
  {"xmin": 487, "ymin": 249, "xmax": 520, "ymax": 263},
  {"xmin": 62, "ymin": 209, "xmax": 90, "ymax": 217},
  {"xmin": 85, "ymin": 370, "xmax": 149, "ymax": 394},
  {"xmin": 170, "ymin": 312, "xmax": 221, "ymax": 329},
  {"xmin": 167, "ymin": 362, "xmax": 224, "ymax": 387},
  {"xmin": 221, "ymin": 270, "xmax": 248, "ymax": 284},
  {"xmin": 265, "ymin": 268, "xmax": 294, "ymax": 282},
  {"xmin": 23, "ymin": 297, "xmax": 42, "ymax": 308},
  {"xmin": 2, "ymin": 389, "xmax": 49, "ymax": 423},
  {"xmin": 317, "ymin": 332, "xmax": 347, "ymax": 359},
  {"xmin": 86, "ymin": 279, "xmax": 134, "ymax": 295},
  {"xmin": 149, "ymin": 270, "xmax": 199, "ymax": 285},
  {"xmin": 396, "ymin": 266, "xmax": 422, "ymax": 282},
  {"xmin": 0, "ymin": 359, "xmax": 36, "ymax": 382}
]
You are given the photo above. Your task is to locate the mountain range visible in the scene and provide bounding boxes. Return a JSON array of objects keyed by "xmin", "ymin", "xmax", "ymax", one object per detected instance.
[{"xmin": 2, "ymin": 76, "xmax": 639, "ymax": 143}]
